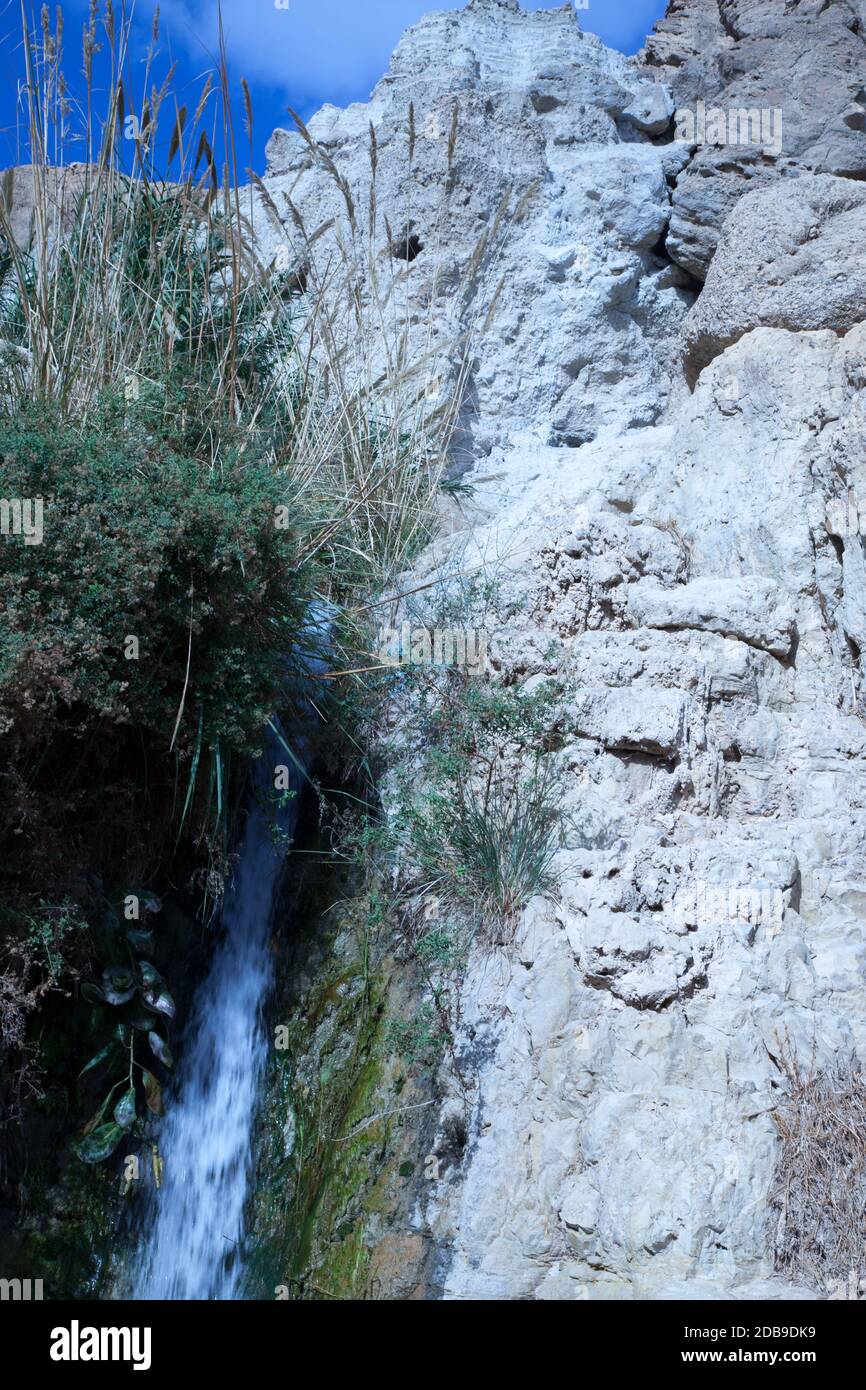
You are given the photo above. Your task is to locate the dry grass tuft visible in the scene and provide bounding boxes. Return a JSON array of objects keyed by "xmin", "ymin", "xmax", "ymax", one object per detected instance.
[{"xmin": 768, "ymin": 1042, "xmax": 866, "ymax": 1294}]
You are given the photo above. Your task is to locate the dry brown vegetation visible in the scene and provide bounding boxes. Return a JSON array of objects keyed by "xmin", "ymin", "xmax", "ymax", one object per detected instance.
[{"xmin": 768, "ymin": 1044, "xmax": 866, "ymax": 1295}]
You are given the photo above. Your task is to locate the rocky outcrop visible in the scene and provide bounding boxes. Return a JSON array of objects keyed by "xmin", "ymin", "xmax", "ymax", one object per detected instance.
[
  {"xmin": 255, "ymin": 0, "xmax": 694, "ymax": 456},
  {"xmin": 682, "ymin": 173, "xmax": 866, "ymax": 379},
  {"xmin": 253, "ymin": 0, "xmax": 866, "ymax": 1301},
  {"xmin": 662, "ymin": 146, "xmax": 800, "ymax": 282},
  {"xmin": 0, "ymin": 164, "xmax": 93, "ymax": 250},
  {"xmin": 419, "ymin": 316, "xmax": 866, "ymax": 1301},
  {"xmin": 644, "ymin": 0, "xmax": 866, "ymax": 174},
  {"xmin": 641, "ymin": 0, "xmax": 866, "ymax": 279},
  {"xmin": 627, "ymin": 575, "xmax": 797, "ymax": 658}
]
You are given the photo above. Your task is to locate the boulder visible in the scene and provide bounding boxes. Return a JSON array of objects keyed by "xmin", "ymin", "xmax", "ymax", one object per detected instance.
[{"xmin": 682, "ymin": 174, "xmax": 866, "ymax": 381}]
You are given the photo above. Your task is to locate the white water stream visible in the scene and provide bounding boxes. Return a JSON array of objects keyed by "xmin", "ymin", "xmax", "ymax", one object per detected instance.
[
  {"xmin": 134, "ymin": 623, "xmax": 328, "ymax": 1299},
  {"xmin": 133, "ymin": 732, "xmax": 302, "ymax": 1299}
]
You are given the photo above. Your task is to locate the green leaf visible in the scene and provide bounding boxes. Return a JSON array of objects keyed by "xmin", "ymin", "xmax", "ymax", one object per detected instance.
[
  {"xmin": 267, "ymin": 717, "xmax": 317, "ymax": 792},
  {"xmin": 142, "ymin": 1069, "xmax": 164, "ymax": 1116},
  {"xmin": 81, "ymin": 982, "xmax": 106, "ymax": 1004},
  {"xmin": 78, "ymin": 1040, "xmax": 117, "ymax": 1077},
  {"xmin": 143, "ymin": 988, "xmax": 176, "ymax": 1019},
  {"xmin": 82, "ymin": 1091, "xmax": 113, "ymax": 1135},
  {"xmin": 76, "ymin": 1122, "xmax": 124, "ymax": 1164},
  {"xmin": 104, "ymin": 985, "xmax": 137, "ymax": 1006},
  {"xmin": 113, "ymin": 1087, "xmax": 137, "ymax": 1129},
  {"xmin": 176, "ymin": 710, "xmax": 203, "ymax": 846},
  {"xmin": 102, "ymin": 965, "xmax": 137, "ymax": 1005},
  {"xmin": 148, "ymin": 1031, "xmax": 174, "ymax": 1069},
  {"xmin": 135, "ymin": 962, "xmax": 176, "ymax": 1017}
]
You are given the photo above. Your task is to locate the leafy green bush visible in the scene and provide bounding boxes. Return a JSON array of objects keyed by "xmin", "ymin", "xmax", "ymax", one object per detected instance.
[
  {"xmin": 0, "ymin": 393, "xmax": 318, "ymax": 1154},
  {"xmin": 0, "ymin": 399, "xmax": 311, "ymax": 758}
]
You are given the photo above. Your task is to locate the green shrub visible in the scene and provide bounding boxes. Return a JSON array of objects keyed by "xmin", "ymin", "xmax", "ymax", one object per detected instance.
[
  {"xmin": 0, "ymin": 394, "xmax": 318, "ymax": 1151},
  {"xmin": 385, "ymin": 679, "xmax": 564, "ymax": 927},
  {"xmin": 0, "ymin": 399, "xmax": 311, "ymax": 758},
  {"xmin": 383, "ymin": 1004, "xmax": 444, "ymax": 1066}
]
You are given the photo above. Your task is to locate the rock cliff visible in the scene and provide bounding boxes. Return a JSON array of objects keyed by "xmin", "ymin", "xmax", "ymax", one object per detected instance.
[{"xmin": 252, "ymin": 0, "xmax": 866, "ymax": 1300}]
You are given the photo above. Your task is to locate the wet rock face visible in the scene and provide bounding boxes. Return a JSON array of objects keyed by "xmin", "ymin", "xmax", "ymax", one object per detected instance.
[{"xmin": 254, "ymin": 1, "xmax": 866, "ymax": 1301}]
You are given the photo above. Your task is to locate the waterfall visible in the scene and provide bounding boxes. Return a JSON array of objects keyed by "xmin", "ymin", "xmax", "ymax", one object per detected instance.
[{"xmin": 133, "ymin": 619, "xmax": 328, "ymax": 1300}]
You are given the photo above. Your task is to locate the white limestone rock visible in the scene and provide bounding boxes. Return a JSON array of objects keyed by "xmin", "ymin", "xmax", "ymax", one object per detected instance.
[
  {"xmin": 249, "ymin": 0, "xmax": 866, "ymax": 1303},
  {"xmin": 627, "ymin": 576, "xmax": 797, "ymax": 659},
  {"xmin": 682, "ymin": 174, "xmax": 866, "ymax": 381},
  {"xmin": 252, "ymin": 0, "xmax": 690, "ymax": 455},
  {"xmin": 566, "ymin": 687, "xmax": 691, "ymax": 759}
]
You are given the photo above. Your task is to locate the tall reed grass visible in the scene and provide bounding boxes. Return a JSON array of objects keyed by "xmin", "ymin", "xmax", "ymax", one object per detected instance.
[{"xmin": 0, "ymin": 1, "xmax": 480, "ymax": 585}]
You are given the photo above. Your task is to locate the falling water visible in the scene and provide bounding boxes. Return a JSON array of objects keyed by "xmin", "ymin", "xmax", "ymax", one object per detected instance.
[
  {"xmin": 132, "ymin": 733, "xmax": 302, "ymax": 1299},
  {"xmin": 133, "ymin": 620, "xmax": 328, "ymax": 1299}
]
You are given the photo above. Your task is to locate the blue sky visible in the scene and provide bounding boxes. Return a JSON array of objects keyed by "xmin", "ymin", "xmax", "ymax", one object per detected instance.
[{"xmin": 0, "ymin": 1, "xmax": 669, "ymax": 174}]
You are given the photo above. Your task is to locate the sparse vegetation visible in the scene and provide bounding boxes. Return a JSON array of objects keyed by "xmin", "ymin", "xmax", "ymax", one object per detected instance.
[
  {"xmin": 395, "ymin": 675, "xmax": 565, "ymax": 929},
  {"xmin": 768, "ymin": 1045, "xmax": 866, "ymax": 1294},
  {"xmin": 404, "ymin": 744, "xmax": 561, "ymax": 926}
]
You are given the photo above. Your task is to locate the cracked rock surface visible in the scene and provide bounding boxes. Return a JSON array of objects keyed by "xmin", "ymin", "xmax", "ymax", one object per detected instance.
[{"xmin": 640, "ymin": 0, "xmax": 866, "ymax": 280}]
